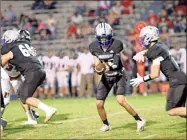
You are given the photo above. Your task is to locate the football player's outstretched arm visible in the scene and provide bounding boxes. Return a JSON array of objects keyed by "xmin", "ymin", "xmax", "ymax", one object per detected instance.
[
  {"xmin": 130, "ymin": 57, "xmax": 161, "ymax": 87},
  {"xmin": 1, "ymin": 52, "xmax": 13, "ymax": 67}
]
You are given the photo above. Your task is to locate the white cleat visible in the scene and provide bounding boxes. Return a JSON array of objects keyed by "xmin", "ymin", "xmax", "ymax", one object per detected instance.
[
  {"xmin": 136, "ymin": 119, "xmax": 146, "ymax": 132},
  {"xmin": 24, "ymin": 120, "xmax": 37, "ymax": 125},
  {"xmin": 100, "ymin": 124, "xmax": 111, "ymax": 132},
  {"xmin": 44, "ymin": 107, "xmax": 57, "ymax": 123}
]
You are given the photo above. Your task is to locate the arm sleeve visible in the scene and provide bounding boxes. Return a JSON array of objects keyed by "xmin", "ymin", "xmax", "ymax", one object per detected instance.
[
  {"xmin": 89, "ymin": 44, "xmax": 96, "ymax": 56},
  {"xmin": 152, "ymin": 56, "xmax": 164, "ymax": 65},
  {"xmin": 1, "ymin": 45, "xmax": 10, "ymax": 55}
]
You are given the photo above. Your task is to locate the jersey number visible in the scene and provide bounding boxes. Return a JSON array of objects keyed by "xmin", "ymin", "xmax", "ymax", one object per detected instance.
[{"xmin": 19, "ymin": 44, "xmax": 36, "ymax": 57}]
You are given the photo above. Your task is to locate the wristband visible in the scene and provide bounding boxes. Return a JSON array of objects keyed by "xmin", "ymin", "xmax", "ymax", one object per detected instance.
[{"xmin": 143, "ymin": 75, "xmax": 152, "ymax": 82}]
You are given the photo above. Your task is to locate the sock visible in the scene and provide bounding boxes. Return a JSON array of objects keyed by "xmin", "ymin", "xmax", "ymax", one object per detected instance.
[
  {"xmin": 133, "ymin": 114, "xmax": 142, "ymax": 121},
  {"xmin": 1, "ymin": 107, "xmax": 5, "ymax": 115},
  {"xmin": 26, "ymin": 109, "xmax": 35, "ymax": 121},
  {"xmin": 38, "ymin": 102, "xmax": 50, "ymax": 114},
  {"xmin": 103, "ymin": 119, "xmax": 109, "ymax": 125}
]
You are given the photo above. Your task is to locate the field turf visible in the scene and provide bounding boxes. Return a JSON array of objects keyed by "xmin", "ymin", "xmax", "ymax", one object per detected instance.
[{"xmin": 2, "ymin": 94, "xmax": 186, "ymax": 139}]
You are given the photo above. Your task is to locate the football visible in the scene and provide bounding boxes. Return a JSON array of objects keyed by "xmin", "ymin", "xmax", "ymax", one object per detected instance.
[{"xmin": 95, "ymin": 62, "xmax": 106, "ymax": 75}]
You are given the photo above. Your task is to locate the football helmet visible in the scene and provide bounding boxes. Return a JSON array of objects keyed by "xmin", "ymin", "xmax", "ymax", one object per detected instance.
[
  {"xmin": 95, "ymin": 22, "xmax": 113, "ymax": 48},
  {"xmin": 139, "ymin": 26, "xmax": 159, "ymax": 48},
  {"xmin": 1, "ymin": 30, "xmax": 19, "ymax": 45},
  {"xmin": 18, "ymin": 29, "xmax": 31, "ymax": 43}
]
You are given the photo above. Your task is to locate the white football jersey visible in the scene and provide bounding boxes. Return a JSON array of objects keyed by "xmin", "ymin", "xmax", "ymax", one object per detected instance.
[
  {"xmin": 170, "ymin": 48, "xmax": 186, "ymax": 74},
  {"xmin": 42, "ymin": 56, "xmax": 59, "ymax": 71},
  {"xmin": 68, "ymin": 58, "xmax": 78, "ymax": 72},
  {"xmin": 3, "ymin": 64, "xmax": 21, "ymax": 78},
  {"xmin": 58, "ymin": 56, "xmax": 69, "ymax": 70}
]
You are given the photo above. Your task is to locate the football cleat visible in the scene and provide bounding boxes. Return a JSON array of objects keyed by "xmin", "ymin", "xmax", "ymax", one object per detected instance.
[
  {"xmin": 24, "ymin": 120, "xmax": 37, "ymax": 125},
  {"xmin": 136, "ymin": 118, "xmax": 146, "ymax": 132},
  {"xmin": 100, "ymin": 124, "xmax": 111, "ymax": 132},
  {"xmin": 31, "ymin": 109, "xmax": 40, "ymax": 119},
  {"xmin": 0, "ymin": 118, "xmax": 7, "ymax": 129},
  {"xmin": 44, "ymin": 107, "xmax": 57, "ymax": 123}
]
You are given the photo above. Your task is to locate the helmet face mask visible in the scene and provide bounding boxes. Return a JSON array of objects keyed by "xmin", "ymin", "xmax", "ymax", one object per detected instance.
[
  {"xmin": 18, "ymin": 30, "xmax": 31, "ymax": 43},
  {"xmin": 95, "ymin": 23, "xmax": 113, "ymax": 48},
  {"xmin": 96, "ymin": 34, "xmax": 113, "ymax": 48},
  {"xmin": 139, "ymin": 34, "xmax": 152, "ymax": 48}
]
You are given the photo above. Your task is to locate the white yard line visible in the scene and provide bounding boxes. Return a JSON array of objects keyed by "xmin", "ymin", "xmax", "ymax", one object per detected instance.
[
  {"xmin": 51, "ymin": 106, "xmax": 164, "ymax": 124},
  {"xmin": 140, "ymin": 134, "xmax": 157, "ymax": 139}
]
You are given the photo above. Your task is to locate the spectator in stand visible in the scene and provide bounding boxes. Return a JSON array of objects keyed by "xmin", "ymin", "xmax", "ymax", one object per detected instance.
[
  {"xmin": 106, "ymin": 9, "xmax": 120, "ymax": 27},
  {"xmin": 37, "ymin": 19, "xmax": 46, "ymax": 33},
  {"xmin": 146, "ymin": 10, "xmax": 159, "ymax": 26},
  {"xmin": 158, "ymin": 17, "xmax": 168, "ymax": 31},
  {"xmin": 75, "ymin": 0, "xmax": 86, "ymax": 16},
  {"xmin": 71, "ymin": 12, "xmax": 84, "ymax": 25},
  {"xmin": 173, "ymin": 18, "xmax": 186, "ymax": 33},
  {"xmin": 159, "ymin": 9, "xmax": 168, "ymax": 20},
  {"xmin": 160, "ymin": 26, "xmax": 168, "ymax": 44},
  {"xmin": 39, "ymin": 29, "xmax": 50, "ymax": 40},
  {"xmin": 111, "ymin": 1, "xmax": 124, "ymax": 17},
  {"xmin": 0, "ymin": 12, "xmax": 6, "ymax": 26},
  {"xmin": 28, "ymin": 14, "xmax": 38, "ymax": 34},
  {"xmin": 77, "ymin": 21, "xmax": 92, "ymax": 38},
  {"xmin": 64, "ymin": 20, "xmax": 77, "ymax": 40},
  {"xmin": 47, "ymin": 14, "xmax": 56, "ymax": 39},
  {"xmin": 120, "ymin": 0, "xmax": 133, "ymax": 15},
  {"xmin": 32, "ymin": 0, "xmax": 45, "ymax": 10},
  {"xmin": 44, "ymin": 0, "xmax": 57, "ymax": 9},
  {"xmin": 162, "ymin": 1, "xmax": 174, "ymax": 16},
  {"xmin": 22, "ymin": 16, "xmax": 33, "ymax": 33},
  {"xmin": 96, "ymin": 0, "xmax": 111, "ymax": 16},
  {"xmin": 3, "ymin": 5, "xmax": 16, "ymax": 26}
]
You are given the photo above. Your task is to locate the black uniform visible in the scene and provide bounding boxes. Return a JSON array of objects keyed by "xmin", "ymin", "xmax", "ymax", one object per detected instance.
[
  {"xmin": 1, "ymin": 89, "xmax": 5, "ymax": 109},
  {"xmin": 89, "ymin": 39, "xmax": 127, "ymax": 100},
  {"xmin": 1, "ymin": 40, "xmax": 46, "ymax": 103},
  {"xmin": 146, "ymin": 41, "xmax": 187, "ymax": 111}
]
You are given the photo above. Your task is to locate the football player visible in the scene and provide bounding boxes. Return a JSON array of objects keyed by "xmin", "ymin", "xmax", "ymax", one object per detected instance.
[
  {"xmin": 56, "ymin": 51, "xmax": 70, "ymax": 97},
  {"xmin": 1, "ymin": 52, "xmax": 13, "ymax": 134},
  {"xmin": 89, "ymin": 23, "xmax": 146, "ymax": 132},
  {"xmin": 130, "ymin": 26, "xmax": 187, "ymax": 118},
  {"xmin": 1, "ymin": 30, "xmax": 56, "ymax": 123},
  {"xmin": 42, "ymin": 49, "xmax": 59, "ymax": 98}
]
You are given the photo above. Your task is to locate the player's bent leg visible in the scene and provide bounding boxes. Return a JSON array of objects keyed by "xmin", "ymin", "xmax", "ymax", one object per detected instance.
[
  {"xmin": 116, "ymin": 95, "xmax": 146, "ymax": 132},
  {"xmin": 167, "ymin": 107, "xmax": 186, "ymax": 117},
  {"xmin": 19, "ymin": 70, "xmax": 56, "ymax": 123},
  {"xmin": 166, "ymin": 84, "xmax": 187, "ymax": 117}
]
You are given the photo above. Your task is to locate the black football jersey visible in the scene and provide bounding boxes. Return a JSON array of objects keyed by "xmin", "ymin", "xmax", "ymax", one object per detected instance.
[
  {"xmin": 146, "ymin": 41, "xmax": 186, "ymax": 87},
  {"xmin": 89, "ymin": 39, "xmax": 124, "ymax": 76},
  {"xmin": 1, "ymin": 40, "xmax": 43, "ymax": 75}
]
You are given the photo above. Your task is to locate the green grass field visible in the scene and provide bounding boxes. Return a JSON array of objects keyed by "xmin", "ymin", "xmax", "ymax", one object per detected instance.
[{"xmin": 2, "ymin": 94, "xmax": 186, "ymax": 139}]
